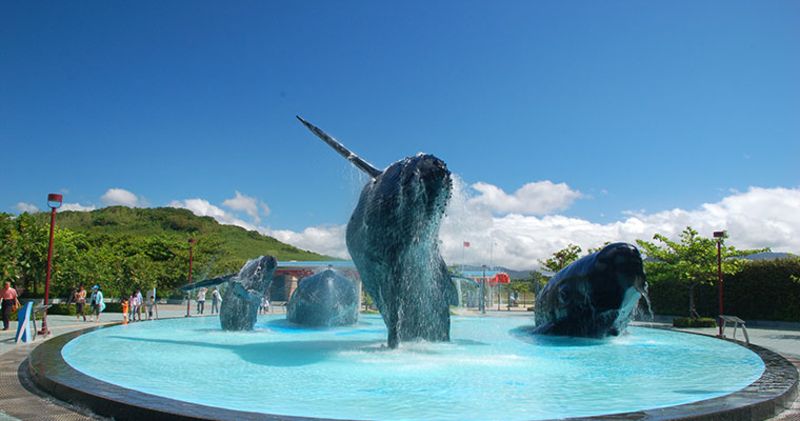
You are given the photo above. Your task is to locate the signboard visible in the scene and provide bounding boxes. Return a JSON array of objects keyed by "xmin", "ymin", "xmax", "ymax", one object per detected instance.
[{"xmin": 15, "ymin": 301, "xmax": 33, "ymax": 343}]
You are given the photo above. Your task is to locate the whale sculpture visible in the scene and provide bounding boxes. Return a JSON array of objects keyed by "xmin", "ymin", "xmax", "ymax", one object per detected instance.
[
  {"xmin": 287, "ymin": 269, "xmax": 359, "ymax": 327},
  {"xmin": 534, "ymin": 242, "xmax": 647, "ymax": 337},
  {"xmin": 220, "ymin": 256, "xmax": 277, "ymax": 331},
  {"xmin": 298, "ymin": 116, "xmax": 456, "ymax": 348}
]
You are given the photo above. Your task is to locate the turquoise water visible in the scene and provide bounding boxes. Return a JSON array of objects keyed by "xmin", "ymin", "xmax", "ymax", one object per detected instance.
[{"xmin": 62, "ymin": 315, "xmax": 764, "ymax": 420}]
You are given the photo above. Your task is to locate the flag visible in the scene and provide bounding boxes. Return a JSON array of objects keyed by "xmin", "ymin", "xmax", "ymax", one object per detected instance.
[{"xmin": 463, "ymin": 241, "xmax": 470, "ymax": 248}]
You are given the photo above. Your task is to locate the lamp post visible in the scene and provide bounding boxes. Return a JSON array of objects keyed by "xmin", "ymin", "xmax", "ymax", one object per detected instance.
[
  {"xmin": 713, "ymin": 230, "xmax": 727, "ymax": 337},
  {"xmin": 185, "ymin": 238, "xmax": 196, "ymax": 317},
  {"xmin": 39, "ymin": 193, "xmax": 63, "ymax": 336},
  {"xmin": 480, "ymin": 264, "xmax": 487, "ymax": 314}
]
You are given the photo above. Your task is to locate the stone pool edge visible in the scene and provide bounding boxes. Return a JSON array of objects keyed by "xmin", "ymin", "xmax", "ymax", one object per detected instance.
[{"xmin": 25, "ymin": 323, "xmax": 798, "ymax": 421}]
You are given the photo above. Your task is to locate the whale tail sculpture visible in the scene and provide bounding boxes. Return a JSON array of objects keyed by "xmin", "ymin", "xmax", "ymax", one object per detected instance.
[
  {"xmin": 220, "ymin": 256, "xmax": 277, "ymax": 331},
  {"xmin": 534, "ymin": 242, "xmax": 647, "ymax": 337},
  {"xmin": 298, "ymin": 116, "xmax": 456, "ymax": 348}
]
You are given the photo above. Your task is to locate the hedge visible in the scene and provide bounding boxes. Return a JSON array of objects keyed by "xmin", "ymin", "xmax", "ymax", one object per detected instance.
[
  {"xmin": 13, "ymin": 302, "xmax": 129, "ymax": 318},
  {"xmin": 47, "ymin": 303, "xmax": 77, "ymax": 316},
  {"xmin": 673, "ymin": 317, "xmax": 717, "ymax": 328},
  {"xmin": 104, "ymin": 302, "xmax": 124, "ymax": 313},
  {"xmin": 647, "ymin": 258, "xmax": 800, "ymax": 321}
]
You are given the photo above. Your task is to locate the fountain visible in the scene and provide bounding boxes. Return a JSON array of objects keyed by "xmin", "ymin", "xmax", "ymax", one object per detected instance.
[
  {"xmin": 43, "ymin": 314, "xmax": 786, "ymax": 421},
  {"xmin": 286, "ymin": 268, "xmax": 359, "ymax": 327},
  {"xmin": 297, "ymin": 116, "xmax": 457, "ymax": 348},
  {"xmin": 534, "ymin": 242, "xmax": 647, "ymax": 337},
  {"xmin": 219, "ymin": 256, "xmax": 277, "ymax": 331},
  {"xmin": 22, "ymin": 119, "xmax": 797, "ymax": 421}
]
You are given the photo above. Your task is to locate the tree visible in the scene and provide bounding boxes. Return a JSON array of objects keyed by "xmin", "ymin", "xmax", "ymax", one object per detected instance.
[
  {"xmin": 539, "ymin": 244, "xmax": 582, "ymax": 273},
  {"xmin": 15, "ymin": 213, "xmax": 49, "ymax": 295},
  {"xmin": 0, "ymin": 214, "xmax": 21, "ymax": 282},
  {"xmin": 636, "ymin": 226, "xmax": 764, "ymax": 318},
  {"xmin": 524, "ymin": 271, "xmax": 547, "ymax": 296}
]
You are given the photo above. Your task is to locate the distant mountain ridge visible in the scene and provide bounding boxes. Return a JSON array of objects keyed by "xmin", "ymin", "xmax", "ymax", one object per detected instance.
[
  {"xmin": 740, "ymin": 251, "xmax": 797, "ymax": 261},
  {"xmin": 39, "ymin": 206, "xmax": 330, "ymax": 262}
]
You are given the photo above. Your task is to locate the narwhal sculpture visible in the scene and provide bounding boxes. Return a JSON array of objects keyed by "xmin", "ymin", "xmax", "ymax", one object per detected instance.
[{"xmin": 297, "ymin": 116, "xmax": 456, "ymax": 348}]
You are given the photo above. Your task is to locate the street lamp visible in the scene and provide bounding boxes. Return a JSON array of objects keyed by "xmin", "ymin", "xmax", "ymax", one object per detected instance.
[
  {"xmin": 480, "ymin": 264, "xmax": 487, "ymax": 314},
  {"xmin": 185, "ymin": 238, "xmax": 196, "ymax": 317},
  {"xmin": 40, "ymin": 193, "xmax": 63, "ymax": 336},
  {"xmin": 713, "ymin": 230, "xmax": 727, "ymax": 337}
]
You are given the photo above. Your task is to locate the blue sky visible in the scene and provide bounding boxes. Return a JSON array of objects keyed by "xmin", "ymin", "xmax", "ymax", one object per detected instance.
[{"xmin": 2, "ymin": 1, "xmax": 799, "ymax": 266}]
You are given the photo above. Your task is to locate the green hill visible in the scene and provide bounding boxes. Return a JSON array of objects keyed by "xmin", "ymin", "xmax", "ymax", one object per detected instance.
[
  {"xmin": 1, "ymin": 207, "xmax": 331, "ymax": 299},
  {"xmin": 47, "ymin": 206, "xmax": 330, "ymax": 262}
]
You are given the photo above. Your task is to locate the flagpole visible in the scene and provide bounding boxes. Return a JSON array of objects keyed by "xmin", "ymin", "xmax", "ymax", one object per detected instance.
[
  {"xmin": 461, "ymin": 241, "xmax": 466, "ymax": 274},
  {"xmin": 490, "ymin": 241, "xmax": 494, "ymax": 271}
]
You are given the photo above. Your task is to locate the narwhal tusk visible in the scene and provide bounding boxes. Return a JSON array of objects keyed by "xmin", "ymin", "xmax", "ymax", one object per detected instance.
[{"xmin": 296, "ymin": 115, "xmax": 382, "ymax": 179}]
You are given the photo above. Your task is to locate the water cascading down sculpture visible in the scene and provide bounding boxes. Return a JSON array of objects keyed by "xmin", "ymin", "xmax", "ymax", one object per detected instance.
[
  {"xmin": 297, "ymin": 116, "xmax": 457, "ymax": 348},
  {"xmin": 287, "ymin": 269, "xmax": 359, "ymax": 327},
  {"xmin": 534, "ymin": 242, "xmax": 647, "ymax": 337},
  {"xmin": 220, "ymin": 255, "xmax": 277, "ymax": 331}
]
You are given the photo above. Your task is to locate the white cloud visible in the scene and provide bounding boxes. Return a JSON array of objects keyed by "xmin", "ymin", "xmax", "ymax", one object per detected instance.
[
  {"xmin": 222, "ymin": 191, "xmax": 270, "ymax": 224},
  {"xmin": 468, "ymin": 180, "xmax": 582, "ymax": 215},
  {"xmin": 61, "ymin": 203, "xmax": 96, "ymax": 212},
  {"xmin": 169, "ymin": 199, "xmax": 256, "ymax": 231},
  {"xmin": 167, "ymin": 180, "xmax": 800, "ymax": 271},
  {"xmin": 101, "ymin": 188, "xmax": 144, "ymax": 207},
  {"xmin": 440, "ymin": 184, "xmax": 800, "ymax": 270},
  {"xmin": 267, "ymin": 225, "xmax": 349, "ymax": 259},
  {"xmin": 15, "ymin": 202, "xmax": 39, "ymax": 213}
]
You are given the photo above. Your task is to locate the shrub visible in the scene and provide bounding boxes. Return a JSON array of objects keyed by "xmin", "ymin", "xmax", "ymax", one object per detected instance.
[{"xmin": 673, "ymin": 317, "xmax": 717, "ymax": 328}]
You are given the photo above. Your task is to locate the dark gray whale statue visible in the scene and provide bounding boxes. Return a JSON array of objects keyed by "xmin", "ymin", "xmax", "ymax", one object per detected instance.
[
  {"xmin": 298, "ymin": 116, "xmax": 456, "ymax": 348},
  {"xmin": 287, "ymin": 269, "xmax": 359, "ymax": 327},
  {"xmin": 534, "ymin": 242, "xmax": 647, "ymax": 337},
  {"xmin": 220, "ymin": 256, "xmax": 277, "ymax": 331}
]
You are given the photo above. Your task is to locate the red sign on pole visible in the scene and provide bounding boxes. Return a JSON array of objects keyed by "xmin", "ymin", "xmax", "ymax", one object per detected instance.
[{"xmin": 489, "ymin": 272, "xmax": 510, "ymax": 284}]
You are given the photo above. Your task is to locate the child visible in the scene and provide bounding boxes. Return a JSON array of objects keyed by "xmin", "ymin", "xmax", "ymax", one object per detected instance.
[{"xmin": 121, "ymin": 297, "xmax": 129, "ymax": 324}]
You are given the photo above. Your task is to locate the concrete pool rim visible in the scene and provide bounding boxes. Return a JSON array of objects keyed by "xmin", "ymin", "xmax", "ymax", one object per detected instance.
[{"xmin": 25, "ymin": 322, "xmax": 799, "ymax": 421}]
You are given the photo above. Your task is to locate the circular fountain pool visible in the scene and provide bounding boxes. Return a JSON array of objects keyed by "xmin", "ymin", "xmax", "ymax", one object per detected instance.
[{"xmin": 56, "ymin": 314, "xmax": 764, "ymax": 420}]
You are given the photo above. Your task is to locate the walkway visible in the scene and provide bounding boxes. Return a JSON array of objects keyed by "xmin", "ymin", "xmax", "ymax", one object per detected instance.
[{"xmin": 0, "ymin": 304, "xmax": 234, "ymax": 420}]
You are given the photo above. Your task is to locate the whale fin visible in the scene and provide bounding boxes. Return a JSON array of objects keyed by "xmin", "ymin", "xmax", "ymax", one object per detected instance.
[{"xmin": 296, "ymin": 115, "xmax": 382, "ymax": 179}]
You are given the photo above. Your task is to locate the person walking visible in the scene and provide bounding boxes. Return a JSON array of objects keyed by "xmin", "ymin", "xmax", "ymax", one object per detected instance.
[
  {"xmin": 260, "ymin": 295, "xmax": 270, "ymax": 314},
  {"xmin": 74, "ymin": 284, "xmax": 87, "ymax": 321},
  {"xmin": 211, "ymin": 287, "xmax": 222, "ymax": 314},
  {"xmin": 90, "ymin": 285, "xmax": 105, "ymax": 322},
  {"xmin": 196, "ymin": 288, "xmax": 207, "ymax": 315},
  {"xmin": 1, "ymin": 281, "xmax": 19, "ymax": 331},
  {"xmin": 128, "ymin": 291, "xmax": 137, "ymax": 322},
  {"xmin": 134, "ymin": 288, "xmax": 143, "ymax": 321}
]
